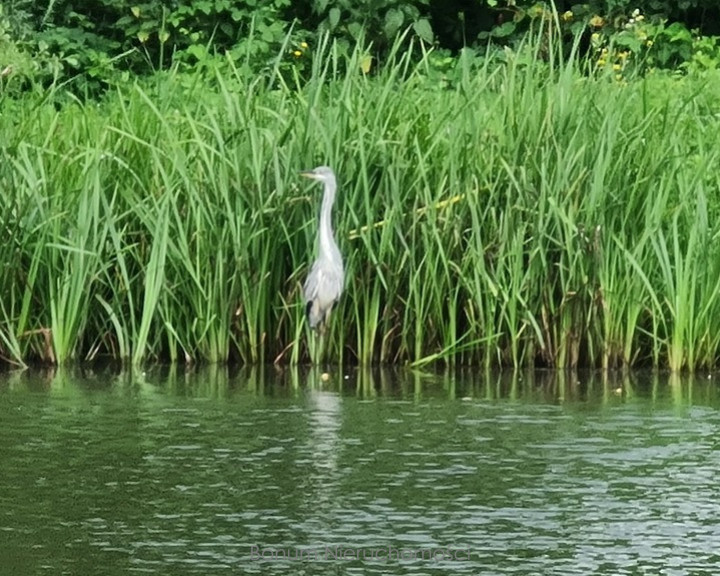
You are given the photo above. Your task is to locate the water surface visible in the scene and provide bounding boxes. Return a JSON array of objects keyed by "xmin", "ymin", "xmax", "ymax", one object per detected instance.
[{"xmin": 1, "ymin": 367, "xmax": 719, "ymax": 575}]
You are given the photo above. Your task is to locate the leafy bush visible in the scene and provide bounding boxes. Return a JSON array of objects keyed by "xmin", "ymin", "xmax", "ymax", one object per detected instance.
[
  {"xmin": 308, "ymin": 0, "xmax": 434, "ymax": 48},
  {"xmin": 583, "ymin": 7, "xmax": 720, "ymax": 79},
  {"xmin": 0, "ymin": 0, "xmax": 303, "ymax": 93},
  {"xmin": 3, "ymin": 0, "xmax": 720, "ymax": 97},
  {"xmin": 112, "ymin": 0, "xmax": 292, "ymax": 69}
]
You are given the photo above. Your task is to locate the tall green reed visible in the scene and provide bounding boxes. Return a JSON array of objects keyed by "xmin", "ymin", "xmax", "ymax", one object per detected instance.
[{"xmin": 3, "ymin": 24, "xmax": 720, "ymax": 370}]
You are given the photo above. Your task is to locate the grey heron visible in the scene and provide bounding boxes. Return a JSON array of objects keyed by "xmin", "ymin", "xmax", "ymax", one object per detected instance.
[{"xmin": 301, "ymin": 166, "xmax": 344, "ymax": 332}]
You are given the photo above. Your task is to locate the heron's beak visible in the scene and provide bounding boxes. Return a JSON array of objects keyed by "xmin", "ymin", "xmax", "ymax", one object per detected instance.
[{"xmin": 299, "ymin": 170, "xmax": 318, "ymax": 180}]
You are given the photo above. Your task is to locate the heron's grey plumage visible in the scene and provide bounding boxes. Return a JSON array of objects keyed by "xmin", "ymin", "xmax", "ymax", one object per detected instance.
[{"xmin": 301, "ymin": 166, "xmax": 344, "ymax": 331}]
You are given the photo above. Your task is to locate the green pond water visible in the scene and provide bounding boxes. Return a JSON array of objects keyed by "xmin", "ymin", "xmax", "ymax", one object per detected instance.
[{"xmin": 2, "ymin": 367, "xmax": 720, "ymax": 575}]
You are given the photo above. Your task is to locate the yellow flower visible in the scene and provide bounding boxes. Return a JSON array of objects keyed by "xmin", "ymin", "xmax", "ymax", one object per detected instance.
[
  {"xmin": 300, "ymin": 41, "xmax": 309, "ymax": 49},
  {"xmin": 589, "ymin": 15, "xmax": 605, "ymax": 28},
  {"xmin": 591, "ymin": 32, "xmax": 600, "ymax": 41},
  {"xmin": 293, "ymin": 50, "xmax": 302, "ymax": 57},
  {"xmin": 613, "ymin": 63, "xmax": 621, "ymax": 71},
  {"xmin": 618, "ymin": 51, "xmax": 629, "ymax": 60},
  {"xmin": 597, "ymin": 59, "xmax": 606, "ymax": 67},
  {"xmin": 562, "ymin": 11, "xmax": 573, "ymax": 22},
  {"xmin": 646, "ymin": 40, "xmax": 654, "ymax": 47}
]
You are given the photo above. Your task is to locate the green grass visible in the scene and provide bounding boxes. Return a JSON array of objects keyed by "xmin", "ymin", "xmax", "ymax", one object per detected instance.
[{"xmin": 2, "ymin": 28, "xmax": 720, "ymax": 371}]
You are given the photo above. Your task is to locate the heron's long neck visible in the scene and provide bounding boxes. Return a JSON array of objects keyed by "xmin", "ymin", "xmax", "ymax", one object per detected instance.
[{"xmin": 318, "ymin": 180, "xmax": 340, "ymax": 262}]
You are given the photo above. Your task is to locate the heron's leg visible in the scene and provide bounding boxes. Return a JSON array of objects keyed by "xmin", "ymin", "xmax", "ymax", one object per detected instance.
[
  {"xmin": 307, "ymin": 326, "xmax": 320, "ymax": 364},
  {"xmin": 318, "ymin": 333, "xmax": 325, "ymax": 364}
]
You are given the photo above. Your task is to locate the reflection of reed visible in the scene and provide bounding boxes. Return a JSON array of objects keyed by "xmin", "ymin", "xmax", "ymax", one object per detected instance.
[
  {"xmin": 141, "ymin": 363, "xmax": 232, "ymax": 398},
  {"xmin": 347, "ymin": 368, "xmax": 718, "ymax": 407},
  {"xmin": 11, "ymin": 364, "xmax": 717, "ymax": 409}
]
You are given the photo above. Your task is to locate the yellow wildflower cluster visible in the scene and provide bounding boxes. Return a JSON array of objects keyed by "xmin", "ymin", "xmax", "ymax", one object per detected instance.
[
  {"xmin": 292, "ymin": 41, "xmax": 309, "ymax": 58},
  {"xmin": 596, "ymin": 47, "xmax": 631, "ymax": 81},
  {"xmin": 589, "ymin": 8, "xmax": 657, "ymax": 80}
]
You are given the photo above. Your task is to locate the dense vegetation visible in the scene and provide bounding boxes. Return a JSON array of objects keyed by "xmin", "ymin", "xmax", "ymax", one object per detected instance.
[
  {"xmin": 2, "ymin": 0, "xmax": 720, "ymax": 95},
  {"xmin": 2, "ymin": 2, "xmax": 720, "ymax": 371}
]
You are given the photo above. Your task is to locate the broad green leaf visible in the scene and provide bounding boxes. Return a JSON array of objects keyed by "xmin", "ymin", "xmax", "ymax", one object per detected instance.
[
  {"xmin": 383, "ymin": 8, "xmax": 404, "ymax": 39},
  {"xmin": 328, "ymin": 7, "xmax": 340, "ymax": 29},
  {"xmin": 195, "ymin": 1, "xmax": 212, "ymax": 15},
  {"xmin": 186, "ymin": 44, "xmax": 208, "ymax": 60},
  {"xmin": 491, "ymin": 22, "xmax": 516, "ymax": 38},
  {"xmin": 348, "ymin": 21, "xmax": 363, "ymax": 39},
  {"xmin": 413, "ymin": 18, "xmax": 434, "ymax": 43}
]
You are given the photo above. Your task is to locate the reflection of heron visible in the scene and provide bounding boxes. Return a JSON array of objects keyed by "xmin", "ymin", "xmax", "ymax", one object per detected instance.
[
  {"xmin": 294, "ymin": 384, "xmax": 343, "ymax": 535},
  {"xmin": 301, "ymin": 166, "xmax": 344, "ymax": 333},
  {"xmin": 307, "ymin": 387, "xmax": 342, "ymax": 479}
]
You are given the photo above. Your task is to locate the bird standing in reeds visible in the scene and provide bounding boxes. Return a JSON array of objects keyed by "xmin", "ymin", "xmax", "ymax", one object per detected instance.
[{"xmin": 301, "ymin": 166, "xmax": 344, "ymax": 333}]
